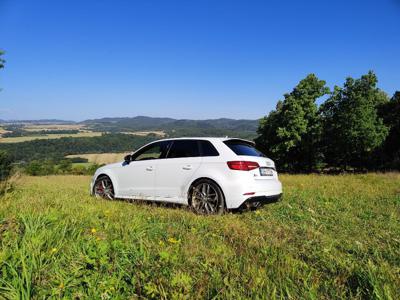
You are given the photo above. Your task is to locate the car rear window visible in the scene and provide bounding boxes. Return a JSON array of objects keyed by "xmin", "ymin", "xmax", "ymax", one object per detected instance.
[{"xmin": 224, "ymin": 140, "xmax": 265, "ymax": 157}]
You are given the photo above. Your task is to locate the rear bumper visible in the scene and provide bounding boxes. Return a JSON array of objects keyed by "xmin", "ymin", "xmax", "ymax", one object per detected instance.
[
  {"xmin": 221, "ymin": 176, "xmax": 283, "ymax": 209},
  {"xmin": 238, "ymin": 193, "xmax": 282, "ymax": 210}
]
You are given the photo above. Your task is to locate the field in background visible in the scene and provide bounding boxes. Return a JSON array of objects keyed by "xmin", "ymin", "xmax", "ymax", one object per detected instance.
[
  {"xmin": 23, "ymin": 124, "xmax": 86, "ymax": 131},
  {"xmin": 0, "ymin": 127, "xmax": 10, "ymax": 135},
  {"xmin": 0, "ymin": 122, "xmax": 164, "ymax": 144},
  {"xmin": 0, "ymin": 173, "xmax": 398, "ymax": 299},
  {"xmin": 66, "ymin": 153, "xmax": 128, "ymax": 165},
  {"xmin": 122, "ymin": 130, "xmax": 166, "ymax": 137},
  {"xmin": 70, "ymin": 162, "xmax": 93, "ymax": 168},
  {"xmin": 0, "ymin": 132, "xmax": 102, "ymax": 143}
]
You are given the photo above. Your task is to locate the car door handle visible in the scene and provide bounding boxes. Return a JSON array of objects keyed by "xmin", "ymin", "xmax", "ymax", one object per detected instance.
[
  {"xmin": 146, "ymin": 166, "xmax": 154, "ymax": 171},
  {"xmin": 182, "ymin": 165, "xmax": 192, "ymax": 170}
]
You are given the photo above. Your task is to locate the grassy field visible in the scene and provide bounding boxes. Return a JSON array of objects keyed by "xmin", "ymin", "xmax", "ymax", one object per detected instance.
[
  {"xmin": 66, "ymin": 153, "xmax": 128, "ymax": 165},
  {"xmin": 0, "ymin": 174, "xmax": 399, "ymax": 299},
  {"xmin": 71, "ymin": 162, "xmax": 93, "ymax": 168},
  {"xmin": 0, "ymin": 132, "xmax": 102, "ymax": 143}
]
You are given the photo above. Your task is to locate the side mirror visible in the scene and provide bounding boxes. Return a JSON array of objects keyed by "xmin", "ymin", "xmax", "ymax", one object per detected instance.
[{"xmin": 124, "ymin": 154, "xmax": 132, "ymax": 164}]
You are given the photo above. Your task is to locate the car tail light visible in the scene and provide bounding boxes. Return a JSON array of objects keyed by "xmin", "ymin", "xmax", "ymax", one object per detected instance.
[{"xmin": 227, "ymin": 161, "xmax": 260, "ymax": 171}]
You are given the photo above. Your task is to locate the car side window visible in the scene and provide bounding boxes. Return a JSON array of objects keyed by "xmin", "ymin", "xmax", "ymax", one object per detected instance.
[
  {"xmin": 199, "ymin": 140, "xmax": 219, "ymax": 156},
  {"xmin": 132, "ymin": 141, "xmax": 170, "ymax": 161},
  {"xmin": 167, "ymin": 140, "xmax": 200, "ymax": 158}
]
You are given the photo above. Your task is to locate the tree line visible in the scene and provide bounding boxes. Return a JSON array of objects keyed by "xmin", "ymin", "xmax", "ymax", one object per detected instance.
[
  {"xmin": 256, "ymin": 71, "xmax": 399, "ymax": 172},
  {"xmin": 2, "ymin": 126, "xmax": 80, "ymax": 137},
  {"xmin": 22, "ymin": 159, "xmax": 101, "ymax": 176},
  {"xmin": 0, "ymin": 133, "xmax": 157, "ymax": 178},
  {"xmin": 0, "ymin": 133, "xmax": 156, "ymax": 163}
]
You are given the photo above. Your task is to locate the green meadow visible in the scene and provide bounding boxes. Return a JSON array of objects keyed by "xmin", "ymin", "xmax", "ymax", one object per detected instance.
[{"xmin": 0, "ymin": 174, "xmax": 399, "ymax": 299}]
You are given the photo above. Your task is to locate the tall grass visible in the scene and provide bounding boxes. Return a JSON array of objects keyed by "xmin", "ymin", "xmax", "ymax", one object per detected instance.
[{"xmin": 0, "ymin": 174, "xmax": 399, "ymax": 299}]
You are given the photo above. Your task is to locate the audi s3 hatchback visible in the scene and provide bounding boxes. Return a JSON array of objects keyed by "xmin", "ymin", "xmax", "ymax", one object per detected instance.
[{"xmin": 91, "ymin": 137, "xmax": 282, "ymax": 214}]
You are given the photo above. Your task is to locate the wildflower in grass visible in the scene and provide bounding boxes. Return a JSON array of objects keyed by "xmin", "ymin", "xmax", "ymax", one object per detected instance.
[
  {"xmin": 255, "ymin": 210, "xmax": 261, "ymax": 215},
  {"xmin": 159, "ymin": 240, "xmax": 165, "ymax": 246},
  {"xmin": 91, "ymin": 228, "xmax": 97, "ymax": 234},
  {"xmin": 50, "ymin": 248, "xmax": 57, "ymax": 254},
  {"xmin": 167, "ymin": 237, "xmax": 180, "ymax": 244},
  {"xmin": 59, "ymin": 283, "xmax": 64, "ymax": 289}
]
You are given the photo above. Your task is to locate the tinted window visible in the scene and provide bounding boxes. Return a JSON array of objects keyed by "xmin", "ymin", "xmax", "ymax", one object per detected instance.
[
  {"xmin": 199, "ymin": 140, "xmax": 219, "ymax": 156},
  {"xmin": 167, "ymin": 140, "xmax": 200, "ymax": 158},
  {"xmin": 132, "ymin": 141, "xmax": 170, "ymax": 161},
  {"xmin": 224, "ymin": 140, "xmax": 265, "ymax": 157}
]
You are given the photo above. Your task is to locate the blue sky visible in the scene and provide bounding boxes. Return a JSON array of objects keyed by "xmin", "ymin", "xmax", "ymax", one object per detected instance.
[{"xmin": 0, "ymin": 0, "xmax": 399, "ymax": 121}]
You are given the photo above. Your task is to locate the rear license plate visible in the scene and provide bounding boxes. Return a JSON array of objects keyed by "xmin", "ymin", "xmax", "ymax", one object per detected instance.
[{"xmin": 259, "ymin": 167, "xmax": 274, "ymax": 176}]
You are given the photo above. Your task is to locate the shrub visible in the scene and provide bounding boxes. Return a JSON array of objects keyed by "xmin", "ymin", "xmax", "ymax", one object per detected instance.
[{"xmin": 0, "ymin": 150, "xmax": 12, "ymax": 180}]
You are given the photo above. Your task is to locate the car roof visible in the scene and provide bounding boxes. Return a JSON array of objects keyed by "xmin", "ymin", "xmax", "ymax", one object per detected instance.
[{"xmin": 155, "ymin": 137, "xmax": 255, "ymax": 145}]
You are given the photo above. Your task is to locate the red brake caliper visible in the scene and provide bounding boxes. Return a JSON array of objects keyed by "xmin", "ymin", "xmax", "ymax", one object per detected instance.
[{"xmin": 96, "ymin": 182, "xmax": 104, "ymax": 194}]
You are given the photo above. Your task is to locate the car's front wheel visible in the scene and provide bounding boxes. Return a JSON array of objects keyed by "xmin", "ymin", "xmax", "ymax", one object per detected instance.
[
  {"xmin": 93, "ymin": 175, "xmax": 115, "ymax": 200},
  {"xmin": 190, "ymin": 179, "xmax": 225, "ymax": 215}
]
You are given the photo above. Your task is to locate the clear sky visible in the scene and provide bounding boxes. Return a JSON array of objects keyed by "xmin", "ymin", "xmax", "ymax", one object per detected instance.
[{"xmin": 0, "ymin": 0, "xmax": 399, "ymax": 121}]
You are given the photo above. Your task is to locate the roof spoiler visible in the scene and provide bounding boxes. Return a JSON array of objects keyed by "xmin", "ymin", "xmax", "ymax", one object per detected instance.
[{"xmin": 224, "ymin": 138, "xmax": 256, "ymax": 145}]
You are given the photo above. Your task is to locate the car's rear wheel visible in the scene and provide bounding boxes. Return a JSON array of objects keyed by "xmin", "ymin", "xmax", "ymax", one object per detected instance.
[
  {"xmin": 190, "ymin": 179, "xmax": 225, "ymax": 215},
  {"xmin": 93, "ymin": 175, "xmax": 115, "ymax": 200}
]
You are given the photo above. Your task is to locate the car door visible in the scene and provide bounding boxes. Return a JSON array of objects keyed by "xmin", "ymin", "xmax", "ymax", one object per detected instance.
[
  {"xmin": 114, "ymin": 141, "xmax": 170, "ymax": 200},
  {"xmin": 154, "ymin": 140, "xmax": 202, "ymax": 203}
]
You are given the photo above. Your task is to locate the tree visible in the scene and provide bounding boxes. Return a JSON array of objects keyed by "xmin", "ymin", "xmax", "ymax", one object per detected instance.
[
  {"xmin": 377, "ymin": 91, "xmax": 400, "ymax": 169},
  {"xmin": 0, "ymin": 150, "xmax": 12, "ymax": 180},
  {"xmin": 25, "ymin": 160, "xmax": 43, "ymax": 176},
  {"xmin": 256, "ymin": 74, "xmax": 329, "ymax": 171},
  {"xmin": 320, "ymin": 71, "xmax": 389, "ymax": 170},
  {"xmin": 58, "ymin": 159, "xmax": 72, "ymax": 174}
]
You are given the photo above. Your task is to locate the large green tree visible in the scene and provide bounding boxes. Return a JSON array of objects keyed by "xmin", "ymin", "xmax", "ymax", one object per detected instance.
[
  {"xmin": 256, "ymin": 74, "xmax": 329, "ymax": 171},
  {"xmin": 320, "ymin": 71, "xmax": 389, "ymax": 170},
  {"xmin": 377, "ymin": 91, "xmax": 400, "ymax": 169}
]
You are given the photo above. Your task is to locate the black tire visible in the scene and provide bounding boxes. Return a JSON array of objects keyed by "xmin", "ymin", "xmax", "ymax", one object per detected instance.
[
  {"xmin": 93, "ymin": 175, "xmax": 115, "ymax": 200},
  {"xmin": 189, "ymin": 179, "xmax": 226, "ymax": 215}
]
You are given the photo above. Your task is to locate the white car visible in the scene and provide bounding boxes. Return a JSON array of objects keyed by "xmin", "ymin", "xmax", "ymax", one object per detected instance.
[{"xmin": 91, "ymin": 137, "xmax": 282, "ymax": 214}]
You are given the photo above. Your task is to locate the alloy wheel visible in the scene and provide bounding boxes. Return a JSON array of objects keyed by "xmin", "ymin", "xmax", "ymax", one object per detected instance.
[
  {"xmin": 191, "ymin": 181, "xmax": 224, "ymax": 214},
  {"xmin": 94, "ymin": 176, "xmax": 114, "ymax": 200}
]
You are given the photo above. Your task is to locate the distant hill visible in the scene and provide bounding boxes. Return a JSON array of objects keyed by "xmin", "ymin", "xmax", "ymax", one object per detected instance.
[
  {"xmin": 82, "ymin": 116, "xmax": 259, "ymax": 133},
  {"xmin": 1, "ymin": 116, "xmax": 260, "ymax": 140}
]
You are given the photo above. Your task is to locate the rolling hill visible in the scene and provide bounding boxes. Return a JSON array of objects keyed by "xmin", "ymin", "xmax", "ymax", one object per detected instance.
[{"xmin": 81, "ymin": 116, "xmax": 259, "ymax": 133}]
